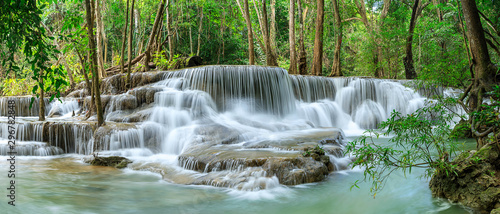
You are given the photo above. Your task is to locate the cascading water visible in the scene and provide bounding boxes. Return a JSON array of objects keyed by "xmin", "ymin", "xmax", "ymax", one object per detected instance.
[{"xmin": 1, "ymin": 65, "xmax": 427, "ymax": 190}]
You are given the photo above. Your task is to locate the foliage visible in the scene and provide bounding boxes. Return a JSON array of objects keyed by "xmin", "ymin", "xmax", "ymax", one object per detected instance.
[
  {"xmin": 0, "ymin": 0, "xmax": 67, "ymax": 106},
  {"xmin": 0, "ymin": 78, "xmax": 37, "ymax": 96},
  {"xmin": 470, "ymin": 85, "xmax": 500, "ymax": 141},
  {"xmin": 346, "ymin": 98, "xmax": 463, "ymax": 194}
]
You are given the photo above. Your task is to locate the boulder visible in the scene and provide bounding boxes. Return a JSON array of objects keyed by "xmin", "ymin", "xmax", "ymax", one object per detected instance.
[
  {"xmin": 430, "ymin": 143, "xmax": 500, "ymax": 213},
  {"xmin": 87, "ymin": 156, "xmax": 132, "ymax": 169}
]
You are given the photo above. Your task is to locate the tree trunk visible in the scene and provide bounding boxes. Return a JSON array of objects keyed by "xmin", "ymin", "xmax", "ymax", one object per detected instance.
[
  {"xmin": 76, "ymin": 50, "xmax": 94, "ymax": 112},
  {"xmin": 94, "ymin": 0, "xmax": 106, "ymax": 78},
  {"xmin": 270, "ymin": 0, "xmax": 278, "ymax": 61},
  {"xmin": 312, "ymin": 0, "xmax": 324, "ymax": 76},
  {"xmin": 197, "ymin": 6, "xmax": 204, "ymax": 56},
  {"xmin": 86, "ymin": 0, "xmax": 104, "ymax": 128},
  {"xmin": 243, "ymin": 0, "xmax": 255, "ymax": 65},
  {"xmin": 189, "ymin": 26, "xmax": 193, "ymax": 55},
  {"xmin": 298, "ymin": 0, "xmax": 307, "ymax": 75},
  {"xmin": 144, "ymin": 0, "xmax": 167, "ymax": 72},
  {"xmin": 404, "ymin": 0, "xmax": 420, "ymax": 79},
  {"xmin": 167, "ymin": 4, "xmax": 174, "ymax": 61},
  {"xmin": 257, "ymin": 0, "xmax": 278, "ymax": 66},
  {"xmin": 120, "ymin": 0, "xmax": 130, "ymax": 74},
  {"xmin": 127, "ymin": 0, "xmax": 135, "ymax": 88},
  {"xmin": 39, "ymin": 71, "xmax": 45, "ymax": 121},
  {"xmin": 288, "ymin": 0, "xmax": 297, "ymax": 74},
  {"xmin": 461, "ymin": 0, "xmax": 498, "ymax": 111},
  {"xmin": 329, "ymin": 0, "xmax": 343, "ymax": 77}
]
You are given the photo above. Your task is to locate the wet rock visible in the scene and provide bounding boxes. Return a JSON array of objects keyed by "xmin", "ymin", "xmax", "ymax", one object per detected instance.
[
  {"xmin": 130, "ymin": 87, "xmax": 162, "ymax": 106},
  {"xmin": 100, "ymin": 71, "xmax": 168, "ymax": 94},
  {"xmin": 83, "ymin": 95, "xmax": 112, "ymax": 113},
  {"xmin": 105, "ymin": 107, "xmax": 153, "ymax": 123},
  {"xmin": 429, "ymin": 144, "xmax": 500, "ymax": 213},
  {"xmin": 177, "ymin": 127, "xmax": 345, "ymax": 186},
  {"xmin": 87, "ymin": 156, "xmax": 132, "ymax": 169}
]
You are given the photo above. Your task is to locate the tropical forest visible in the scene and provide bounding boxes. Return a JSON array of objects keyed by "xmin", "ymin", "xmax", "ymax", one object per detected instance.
[{"xmin": 0, "ymin": 0, "xmax": 499, "ymax": 213}]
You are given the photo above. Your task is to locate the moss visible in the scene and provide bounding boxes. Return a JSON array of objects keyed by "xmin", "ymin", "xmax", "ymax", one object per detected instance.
[
  {"xmin": 450, "ymin": 120, "xmax": 472, "ymax": 139},
  {"xmin": 88, "ymin": 156, "xmax": 132, "ymax": 169},
  {"xmin": 430, "ymin": 144, "xmax": 500, "ymax": 213}
]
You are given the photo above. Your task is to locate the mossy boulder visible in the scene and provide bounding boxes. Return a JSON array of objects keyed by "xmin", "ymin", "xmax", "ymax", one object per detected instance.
[
  {"xmin": 429, "ymin": 143, "xmax": 500, "ymax": 213},
  {"xmin": 87, "ymin": 156, "xmax": 132, "ymax": 169}
]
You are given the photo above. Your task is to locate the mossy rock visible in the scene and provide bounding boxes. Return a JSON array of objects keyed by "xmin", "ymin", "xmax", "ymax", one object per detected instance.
[
  {"xmin": 88, "ymin": 156, "xmax": 132, "ymax": 169},
  {"xmin": 430, "ymin": 143, "xmax": 500, "ymax": 212},
  {"xmin": 451, "ymin": 120, "xmax": 472, "ymax": 139}
]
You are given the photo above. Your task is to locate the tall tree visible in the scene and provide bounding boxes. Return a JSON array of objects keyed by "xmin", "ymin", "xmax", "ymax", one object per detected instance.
[
  {"xmin": 461, "ymin": 0, "xmax": 498, "ymax": 111},
  {"xmin": 197, "ymin": 6, "xmax": 204, "ymax": 56},
  {"xmin": 458, "ymin": 0, "xmax": 499, "ymax": 148},
  {"xmin": 298, "ymin": 0, "xmax": 308, "ymax": 75},
  {"xmin": 329, "ymin": 0, "xmax": 343, "ymax": 77},
  {"xmin": 288, "ymin": 0, "xmax": 297, "ymax": 74},
  {"xmin": 244, "ymin": 0, "xmax": 255, "ymax": 65},
  {"xmin": 261, "ymin": 0, "xmax": 278, "ymax": 66},
  {"xmin": 126, "ymin": 0, "xmax": 136, "ymax": 88},
  {"xmin": 95, "ymin": 0, "xmax": 106, "ymax": 78},
  {"xmin": 404, "ymin": 0, "xmax": 421, "ymax": 79},
  {"xmin": 311, "ymin": 0, "xmax": 325, "ymax": 76},
  {"xmin": 144, "ymin": 0, "xmax": 167, "ymax": 72},
  {"xmin": 120, "ymin": 0, "xmax": 130, "ymax": 74},
  {"xmin": 85, "ymin": 0, "xmax": 105, "ymax": 127}
]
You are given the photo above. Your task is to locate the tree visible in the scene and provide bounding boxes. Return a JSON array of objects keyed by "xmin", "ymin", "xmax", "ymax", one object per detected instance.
[
  {"xmin": 126, "ymin": 0, "xmax": 136, "ymax": 88},
  {"xmin": 298, "ymin": 0, "xmax": 308, "ymax": 75},
  {"xmin": 459, "ymin": 0, "xmax": 499, "ymax": 147},
  {"xmin": 328, "ymin": 0, "xmax": 342, "ymax": 77},
  {"xmin": 120, "ymin": 0, "xmax": 130, "ymax": 74},
  {"xmin": 144, "ymin": 0, "xmax": 167, "ymax": 72},
  {"xmin": 236, "ymin": 0, "xmax": 255, "ymax": 65},
  {"xmin": 404, "ymin": 0, "xmax": 422, "ymax": 79},
  {"xmin": 85, "ymin": 0, "xmax": 105, "ymax": 127},
  {"xmin": 0, "ymin": 0, "xmax": 67, "ymax": 121},
  {"xmin": 288, "ymin": 0, "xmax": 297, "ymax": 74},
  {"xmin": 312, "ymin": 0, "xmax": 325, "ymax": 76}
]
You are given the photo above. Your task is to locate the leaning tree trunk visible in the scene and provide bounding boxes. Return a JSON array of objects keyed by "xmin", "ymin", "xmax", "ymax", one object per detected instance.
[
  {"xmin": 144, "ymin": 0, "xmax": 167, "ymax": 72},
  {"xmin": 404, "ymin": 0, "xmax": 420, "ymax": 79},
  {"xmin": 329, "ymin": 0, "xmax": 343, "ymax": 77},
  {"xmin": 288, "ymin": 0, "xmax": 297, "ymax": 74},
  {"xmin": 311, "ymin": 0, "xmax": 324, "ymax": 76},
  {"xmin": 86, "ymin": 0, "xmax": 104, "ymax": 127}
]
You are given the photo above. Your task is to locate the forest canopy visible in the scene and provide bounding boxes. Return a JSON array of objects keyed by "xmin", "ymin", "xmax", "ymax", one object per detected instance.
[{"xmin": 0, "ymin": 0, "xmax": 499, "ymax": 97}]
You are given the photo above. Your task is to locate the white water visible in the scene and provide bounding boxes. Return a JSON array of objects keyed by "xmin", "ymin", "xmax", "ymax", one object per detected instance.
[{"xmin": 0, "ymin": 66, "xmax": 472, "ymax": 213}]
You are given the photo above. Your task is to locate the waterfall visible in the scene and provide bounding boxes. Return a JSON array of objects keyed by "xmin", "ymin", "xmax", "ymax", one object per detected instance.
[
  {"xmin": 1, "ymin": 65, "xmax": 430, "ymax": 189},
  {"xmin": 0, "ymin": 97, "xmax": 52, "ymax": 117}
]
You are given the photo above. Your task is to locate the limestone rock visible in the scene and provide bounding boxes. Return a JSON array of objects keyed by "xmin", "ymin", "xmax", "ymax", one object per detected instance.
[{"xmin": 430, "ymin": 144, "xmax": 500, "ymax": 213}]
